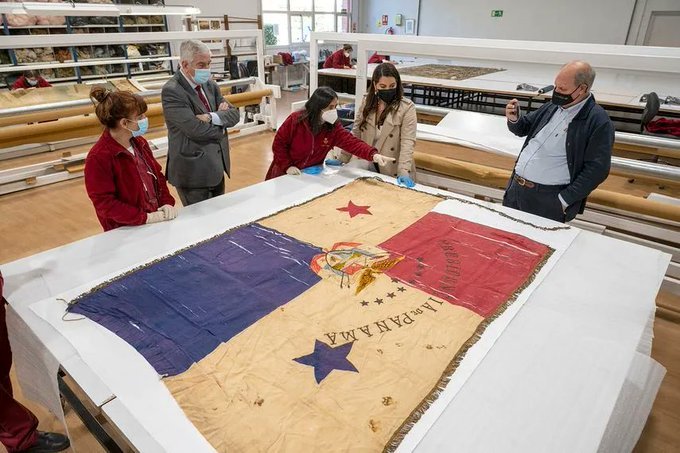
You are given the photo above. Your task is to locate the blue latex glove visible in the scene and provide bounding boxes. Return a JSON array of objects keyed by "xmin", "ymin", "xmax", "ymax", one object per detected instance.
[
  {"xmin": 397, "ymin": 175, "xmax": 416, "ymax": 188},
  {"xmin": 325, "ymin": 158, "xmax": 343, "ymax": 166},
  {"xmin": 301, "ymin": 165, "xmax": 323, "ymax": 175}
]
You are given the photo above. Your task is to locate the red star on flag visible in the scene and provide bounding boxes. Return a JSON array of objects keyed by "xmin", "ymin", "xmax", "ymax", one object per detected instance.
[{"xmin": 337, "ymin": 201, "xmax": 372, "ymax": 218}]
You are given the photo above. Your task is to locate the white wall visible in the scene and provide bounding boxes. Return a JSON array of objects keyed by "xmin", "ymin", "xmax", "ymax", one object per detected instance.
[
  {"xmin": 359, "ymin": 0, "xmax": 418, "ymax": 35},
  {"xmin": 396, "ymin": 0, "xmax": 639, "ymax": 45},
  {"xmin": 164, "ymin": 0, "xmax": 259, "ymax": 21},
  {"xmin": 418, "ymin": 0, "xmax": 637, "ymax": 44}
]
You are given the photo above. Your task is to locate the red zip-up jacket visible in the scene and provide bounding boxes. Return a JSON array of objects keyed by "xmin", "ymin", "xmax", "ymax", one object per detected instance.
[
  {"xmin": 11, "ymin": 76, "xmax": 52, "ymax": 90},
  {"xmin": 266, "ymin": 110, "xmax": 376, "ymax": 180},
  {"xmin": 323, "ymin": 49, "xmax": 351, "ymax": 69},
  {"xmin": 84, "ymin": 129, "xmax": 175, "ymax": 231}
]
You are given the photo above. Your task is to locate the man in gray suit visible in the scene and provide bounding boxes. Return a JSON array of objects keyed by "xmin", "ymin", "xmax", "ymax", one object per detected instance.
[{"xmin": 162, "ymin": 40, "xmax": 241, "ymax": 205}]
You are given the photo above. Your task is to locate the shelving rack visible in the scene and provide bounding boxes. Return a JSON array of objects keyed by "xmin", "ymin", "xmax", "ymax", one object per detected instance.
[{"xmin": 0, "ymin": 1, "xmax": 200, "ymax": 87}]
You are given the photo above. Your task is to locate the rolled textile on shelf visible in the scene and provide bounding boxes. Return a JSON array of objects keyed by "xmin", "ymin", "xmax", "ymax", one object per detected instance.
[
  {"xmin": 0, "ymin": 88, "xmax": 271, "ymax": 145},
  {"xmin": 414, "ymin": 152, "xmax": 680, "ymax": 223},
  {"xmin": 0, "ymin": 86, "xmax": 267, "ymax": 127}
]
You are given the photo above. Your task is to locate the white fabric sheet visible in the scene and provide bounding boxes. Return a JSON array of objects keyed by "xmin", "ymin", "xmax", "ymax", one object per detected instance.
[{"xmin": 2, "ymin": 168, "xmax": 669, "ymax": 452}]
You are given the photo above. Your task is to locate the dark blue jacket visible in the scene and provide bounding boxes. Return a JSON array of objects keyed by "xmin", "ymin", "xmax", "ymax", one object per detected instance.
[{"xmin": 508, "ymin": 95, "xmax": 614, "ymax": 220}]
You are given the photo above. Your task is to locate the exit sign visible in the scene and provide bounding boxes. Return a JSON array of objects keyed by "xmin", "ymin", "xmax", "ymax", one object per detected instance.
[{"xmin": 491, "ymin": 10, "xmax": 503, "ymax": 17}]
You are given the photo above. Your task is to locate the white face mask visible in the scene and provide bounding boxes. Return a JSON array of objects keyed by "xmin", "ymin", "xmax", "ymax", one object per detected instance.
[
  {"xmin": 344, "ymin": 51, "xmax": 350, "ymax": 58},
  {"xmin": 322, "ymin": 109, "xmax": 338, "ymax": 124}
]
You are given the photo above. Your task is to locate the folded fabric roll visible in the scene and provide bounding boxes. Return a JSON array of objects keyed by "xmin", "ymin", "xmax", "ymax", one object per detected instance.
[
  {"xmin": 0, "ymin": 51, "xmax": 10, "ymax": 65},
  {"xmin": 15, "ymin": 48, "xmax": 38, "ymax": 64},
  {"xmin": 94, "ymin": 47, "xmax": 106, "ymax": 59},
  {"xmin": 6, "ymin": 14, "xmax": 37, "ymax": 27},
  {"xmin": 70, "ymin": 17, "xmax": 89, "ymax": 27},
  {"xmin": 149, "ymin": 15, "xmax": 164, "ymax": 24},
  {"xmin": 34, "ymin": 47, "xmax": 55, "ymax": 62},
  {"xmin": 80, "ymin": 66, "xmax": 94, "ymax": 76},
  {"xmin": 113, "ymin": 45, "xmax": 126, "ymax": 57},
  {"xmin": 55, "ymin": 68, "xmax": 76, "ymax": 78},
  {"xmin": 122, "ymin": 16, "xmax": 136, "ymax": 26},
  {"xmin": 127, "ymin": 45, "xmax": 141, "ymax": 58},
  {"xmin": 137, "ymin": 16, "xmax": 150, "ymax": 25},
  {"xmin": 54, "ymin": 48, "xmax": 72, "ymax": 63},
  {"xmin": 94, "ymin": 66, "xmax": 109, "ymax": 75},
  {"xmin": 77, "ymin": 47, "xmax": 92, "ymax": 60}
]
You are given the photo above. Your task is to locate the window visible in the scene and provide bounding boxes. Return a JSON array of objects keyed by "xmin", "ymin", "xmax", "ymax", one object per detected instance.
[
  {"xmin": 262, "ymin": 0, "xmax": 351, "ymax": 45},
  {"xmin": 291, "ymin": 14, "xmax": 312, "ymax": 43}
]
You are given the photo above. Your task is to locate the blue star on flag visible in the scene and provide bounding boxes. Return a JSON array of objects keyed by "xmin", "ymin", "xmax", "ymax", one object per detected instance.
[{"xmin": 294, "ymin": 340, "xmax": 359, "ymax": 384}]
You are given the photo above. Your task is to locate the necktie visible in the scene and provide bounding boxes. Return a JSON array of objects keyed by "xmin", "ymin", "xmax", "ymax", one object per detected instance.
[{"xmin": 195, "ymin": 85, "xmax": 210, "ymax": 112}]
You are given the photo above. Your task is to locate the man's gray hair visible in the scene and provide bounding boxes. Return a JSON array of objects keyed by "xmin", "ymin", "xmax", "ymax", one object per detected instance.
[{"xmin": 180, "ymin": 40, "xmax": 211, "ymax": 63}]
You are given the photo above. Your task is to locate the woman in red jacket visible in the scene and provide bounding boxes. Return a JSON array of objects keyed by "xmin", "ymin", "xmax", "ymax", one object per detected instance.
[
  {"xmin": 323, "ymin": 44, "xmax": 353, "ymax": 69},
  {"xmin": 85, "ymin": 87, "xmax": 177, "ymax": 231},
  {"xmin": 11, "ymin": 70, "xmax": 52, "ymax": 90},
  {"xmin": 265, "ymin": 86, "xmax": 394, "ymax": 179}
]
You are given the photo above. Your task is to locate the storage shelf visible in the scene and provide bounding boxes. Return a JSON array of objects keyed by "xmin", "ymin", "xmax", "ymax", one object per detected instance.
[
  {"xmin": 81, "ymin": 72, "xmax": 128, "ymax": 80},
  {"xmin": 122, "ymin": 24, "xmax": 166, "ymax": 28},
  {"xmin": 130, "ymin": 69, "xmax": 171, "ymax": 75},
  {"xmin": 1, "ymin": 3, "xmax": 176, "ymax": 85},
  {"xmin": 6, "ymin": 25, "xmax": 68, "ymax": 30},
  {"xmin": 70, "ymin": 24, "xmax": 120, "ymax": 29}
]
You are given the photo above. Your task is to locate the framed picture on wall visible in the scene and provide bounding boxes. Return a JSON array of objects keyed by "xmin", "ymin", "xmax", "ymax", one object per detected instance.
[{"xmin": 405, "ymin": 19, "xmax": 416, "ymax": 35}]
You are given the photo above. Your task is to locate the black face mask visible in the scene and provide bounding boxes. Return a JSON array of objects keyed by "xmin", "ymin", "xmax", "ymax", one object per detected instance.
[
  {"xmin": 376, "ymin": 88, "xmax": 398, "ymax": 104},
  {"xmin": 551, "ymin": 86, "xmax": 582, "ymax": 106}
]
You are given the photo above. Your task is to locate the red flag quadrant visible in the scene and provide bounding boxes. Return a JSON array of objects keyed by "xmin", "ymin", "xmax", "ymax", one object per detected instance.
[{"xmin": 379, "ymin": 212, "xmax": 552, "ymax": 317}]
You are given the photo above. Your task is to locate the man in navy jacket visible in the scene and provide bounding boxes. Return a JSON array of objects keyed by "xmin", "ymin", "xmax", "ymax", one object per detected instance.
[{"xmin": 504, "ymin": 61, "xmax": 614, "ymax": 222}]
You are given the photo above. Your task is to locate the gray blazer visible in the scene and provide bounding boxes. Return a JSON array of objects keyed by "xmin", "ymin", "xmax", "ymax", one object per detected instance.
[{"xmin": 162, "ymin": 71, "xmax": 240, "ymax": 188}]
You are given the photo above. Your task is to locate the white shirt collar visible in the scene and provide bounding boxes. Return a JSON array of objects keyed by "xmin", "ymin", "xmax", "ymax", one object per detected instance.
[
  {"xmin": 561, "ymin": 93, "xmax": 591, "ymax": 114},
  {"xmin": 180, "ymin": 69, "xmax": 198, "ymax": 89}
]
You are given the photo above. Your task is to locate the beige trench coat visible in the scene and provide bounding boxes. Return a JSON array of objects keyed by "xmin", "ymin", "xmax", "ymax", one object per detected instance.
[{"xmin": 340, "ymin": 96, "xmax": 417, "ymax": 177}]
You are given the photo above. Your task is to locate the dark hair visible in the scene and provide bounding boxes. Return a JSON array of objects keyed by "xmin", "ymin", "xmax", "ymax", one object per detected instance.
[
  {"xmin": 90, "ymin": 86, "xmax": 148, "ymax": 129},
  {"xmin": 23, "ymin": 70, "xmax": 39, "ymax": 79},
  {"xmin": 342, "ymin": 44, "xmax": 353, "ymax": 52},
  {"xmin": 359, "ymin": 62, "xmax": 403, "ymax": 131},
  {"xmin": 299, "ymin": 86, "xmax": 337, "ymax": 134}
]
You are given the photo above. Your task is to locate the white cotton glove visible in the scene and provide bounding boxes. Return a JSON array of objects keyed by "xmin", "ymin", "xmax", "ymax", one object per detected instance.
[
  {"xmin": 158, "ymin": 204, "xmax": 178, "ymax": 220},
  {"xmin": 372, "ymin": 153, "xmax": 396, "ymax": 166},
  {"xmin": 286, "ymin": 166, "xmax": 302, "ymax": 176},
  {"xmin": 146, "ymin": 211, "xmax": 166, "ymax": 224}
]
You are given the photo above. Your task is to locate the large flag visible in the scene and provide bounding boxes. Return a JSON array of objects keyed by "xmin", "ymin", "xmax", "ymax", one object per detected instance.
[{"xmin": 70, "ymin": 179, "xmax": 553, "ymax": 452}]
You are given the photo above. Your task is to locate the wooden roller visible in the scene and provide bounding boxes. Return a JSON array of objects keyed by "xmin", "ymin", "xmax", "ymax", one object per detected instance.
[
  {"xmin": 225, "ymin": 89, "xmax": 273, "ymax": 108},
  {"xmin": 614, "ymin": 142, "xmax": 680, "ymax": 161},
  {"xmin": 415, "ymin": 152, "xmax": 680, "ymax": 223},
  {"xmin": 0, "ymin": 87, "xmax": 270, "ymax": 128},
  {"xmin": 0, "ymin": 104, "xmax": 165, "ymax": 148},
  {"xmin": 0, "ymin": 88, "xmax": 273, "ymax": 148}
]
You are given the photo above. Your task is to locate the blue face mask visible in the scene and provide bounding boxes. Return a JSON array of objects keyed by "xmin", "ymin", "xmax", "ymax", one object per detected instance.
[
  {"xmin": 193, "ymin": 69, "xmax": 211, "ymax": 84},
  {"xmin": 127, "ymin": 117, "xmax": 148, "ymax": 137}
]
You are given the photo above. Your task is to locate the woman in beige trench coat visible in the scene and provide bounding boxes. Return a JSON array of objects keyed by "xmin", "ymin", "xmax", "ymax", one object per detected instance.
[{"xmin": 332, "ymin": 63, "xmax": 417, "ymax": 187}]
